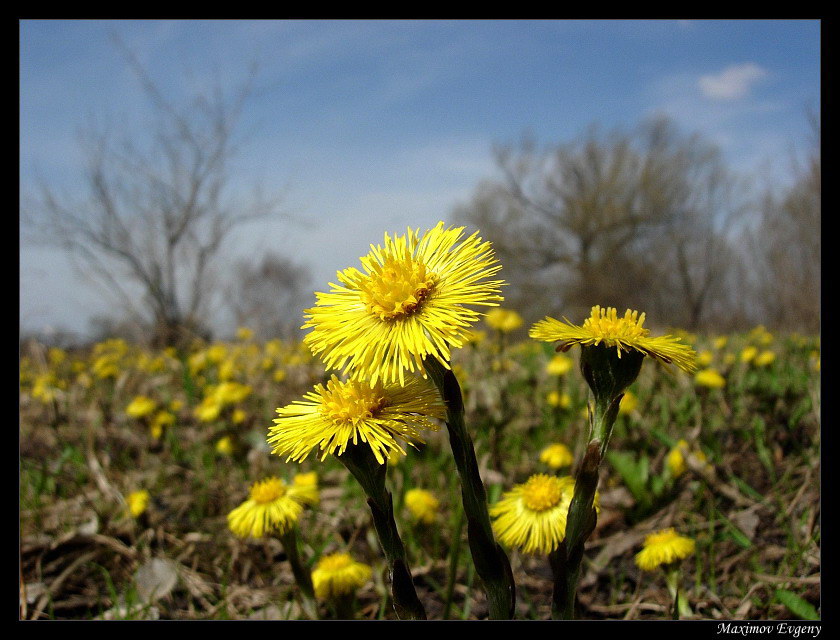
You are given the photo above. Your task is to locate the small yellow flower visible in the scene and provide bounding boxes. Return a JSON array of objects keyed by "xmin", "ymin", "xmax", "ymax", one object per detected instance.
[
  {"xmin": 311, "ymin": 552, "xmax": 372, "ymax": 600},
  {"xmin": 754, "ymin": 350, "xmax": 776, "ymax": 367},
  {"xmin": 485, "ymin": 307, "xmax": 524, "ymax": 333},
  {"xmin": 666, "ymin": 440, "xmax": 709, "ymax": 478},
  {"xmin": 546, "ymin": 354, "xmax": 574, "ymax": 376},
  {"xmin": 227, "ymin": 477, "xmax": 314, "ymax": 538},
  {"xmin": 694, "ymin": 368, "xmax": 726, "ymax": 389},
  {"xmin": 126, "ymin": 396, "xmax": 157, "ymax": 419},
  {"xmin": 547, "ymin": 390, "xmax": 571, "ymax": 409},
  {"xmin": 697, "ymin": 350, "xmax": 714, "ymax": 367},
  {"xmin": 232, "ymin": 408, "xmax": 247, "ymax": 425},
  {"xmin": 539, "ymin": 443, "xmax": 574, "ymax": 469},
  {"xmin": 236, "ymin": 326, "xmax": 254, "ymax": 341},
  {"xmin": 713, "ymin": 336, "xmax": 728, "ymax": 350},
  {"xmin": 530, "ymin": 306, "xmax": 697, "ymax": 373},
  {"xmin": 635, "ymin": 528, "xmax": 695, "ymax": 571},
  {"xmin": 490, "ymin": 474, "xmax": 599, "ymax": 555},
  {"xmin": 404, "ymin": 488, "xmax": 440, "ymax": 524},
  {"xmin": 740, "ymin": 346, "xmax": 758, "ymax": 363},
  {"xmin": 194, "ymin": 396, "xmax": 223, "ymax": 422},
  {"xmin": 126, "ymin": 490, "xmax": 150, "ymax": 518},
  {"xmin": 618, "ymin": 390, "xmax": 638, "ymax": 415},
  {"xmin": 273, "ymin": 369, "xmax": 287, "ymax": 383},
  {"xmin": 216, "ymin": 435, "xmax": 235, "ymax": 456}
]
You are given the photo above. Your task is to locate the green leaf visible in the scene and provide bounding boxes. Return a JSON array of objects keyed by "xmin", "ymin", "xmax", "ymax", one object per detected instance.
[
  {"xmin": 606, "ymin": 450, "xmax": 649, "ymax": 507},
  {"xmin": 775, "ymin": 589, "xmax": 819, "ymax": 620}
]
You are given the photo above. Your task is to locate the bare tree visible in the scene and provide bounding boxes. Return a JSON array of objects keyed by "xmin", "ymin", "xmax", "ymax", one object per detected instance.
[
  {"xmin": 454, "ymin": 116, "xmax": 749, "ymax": 329},
  {"xmin": 23, "ymin": 45, "xmax": 287, "ymax": 348},
  {"xmin": 225, "ymin": 252, "xmax": 311, "ymax": 341},
  {"xmin": 746, "ymin": 117, "xmax": 820, "ymax": 332}
]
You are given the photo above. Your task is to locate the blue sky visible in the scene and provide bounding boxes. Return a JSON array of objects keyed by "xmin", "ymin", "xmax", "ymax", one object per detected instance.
[{"xmin": 20, "ymin": 19, "xmax": 821, "ymax": 338}]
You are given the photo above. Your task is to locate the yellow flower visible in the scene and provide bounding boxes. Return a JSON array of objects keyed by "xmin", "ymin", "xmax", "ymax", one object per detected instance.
[
  {"xmin": 150, "ymin": 411, "xmax": 175, "ymax": 439},
  {"xmin": 126, "ymin": 396, "xmax": 157, "ymax": 419},
  {"xmin": 713, "ymin": 336, "xmax": 728, "ymax": 350},
  {"xmin": 236, "ymin": 326, "xmax": 254, "ymax": 341},
  {"xmin": 311, "ymin": 552, "xmax": 372, "ymax": 600},
  {"xmin": 404, "ymin": 488, "xmax": 440, "ymax": 524},
  {"xmin": 539, "ymin": 443, "xmax": 574, "ymax": 469},
  {"xmin": 126, "ymin": 490, "xmax": 150, "ymax": 518},
  {"xmin": 666, "ymin": 440, "xmax": 709, "ymax": 478},
  {"xmin": 302, "ymin": 222, "xmax": 504, "ymax": 386},
  {"xmin": 546, "ymin": 390, "xmax": 571, "ymax": 408},
  {"xmin": 268, "ymin": 374, "xmax": 445, "ymax": 465},
  {"xmin": 213, "ymin": 381, "xmax": 252, "ymax": 405},
  {"xmin": 490, "ymin": 474, "xmax": 599, "ymax": 555},
  {"xmin": 740, "ymin": 346, "xmax": 758, "ymax": 363},
  {"xmin": 754, "ymin": 350, "xmax": 776, "ymax": 367},
  {"xmin": 697, "ymin": 350, "xmax": 714, "ymax": 367},
  {"xmin": 635, "ymin": 528, "xmax": 695, "ymax": 571},
  {"xmin": 530, "ymin": 306, "xmax": 697, "ymax": 373},
  {"xmin": 194, "ymin": 396, "xmax": 223, "ymax": 422},
  {"xmin": 273, "ymin": 369, "xmax": 287, "ymax": 383},
  {"xmin": 227, "ymin": 477, "xmax": 313, "ymax": 538},
  {"xmin": 694, "ymin": 368, "xmax": 726, "ymax": 389},
  {"xmin": 619, "ymin": 390, "xmax": 638, "ymax": 415},
  {"xmin": 546, "ymin": 354, "xmax": 574, "ymax": 376},
  {"xmin": 232, "ymin": 408, "xmax": 247, "ymax": 425},
  {"xmin": 485, "ymin": 307, "xmax": 524, "ymax": 333},
  {"xmin": 216, "ymin": 435, "xmax": 235, "ymax": 456}
]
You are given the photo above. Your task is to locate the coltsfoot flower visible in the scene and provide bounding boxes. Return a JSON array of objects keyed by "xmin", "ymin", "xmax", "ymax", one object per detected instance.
[
  {"xmin": 312, "ymin": 552, "xmax": 372, "ymax": 600},
  {"xmin": 530, "ymin": 306, "xmax": 698, "ymax": 373},
  {"xmin": 490, "ymin": 474, "xmax": 599, "ymax": 555},
  {"xmin": 227, "ymin": 476, "xmax": 315, "ymax": 538},
  {"xmin": 302, "ymin": 222, "xmax": 504, "ymax": 386},
  {"xmin": 268, "ymin": 375, "xmax": 444, "ymax": 464},
  {"xmin": 539, "ymin": 443, "xmax": 574, "ymax": 469},
  {"xmin": 694, "ymin": 368, "xmax": 726, "ymax": 389},
  {"xmin": 404, "ymin": 488, "xmax": 440, "ymax": 524},
  {"xmin": 635, "ymin": 528, "xmax": 695, "ymax": 571},
  {"xmin": 126, "ymin": 490, "xmax": 150, "ymax": 518},
  {"xmin": 126, "ymin": 396, "xmax": 157, "ymax": 419},
  {"xmin": 485, "ymin": 307, "xmax": 524, "ymax": 333},
  {"xmin": 666, "ymin": 440, "xmax": 710, "ymax": 478},
  {"xmin": 546, "ymin": 354, "xmax": 574, "ymax": 376}
]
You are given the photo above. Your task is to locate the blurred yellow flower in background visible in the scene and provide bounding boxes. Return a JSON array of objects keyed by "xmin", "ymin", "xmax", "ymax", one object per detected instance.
[
  {"xmin": 695, "ymin": 368, "xmax": 725, "ymax": 389},
  {"xmin": 404, "ymin": 488, "xmax": 440, "ymax": 524},
  {"xmin": 126, "ymin": 396, "xmax": 157, "ymax": 419},
  {"xmin": 311, "ymin": 552, "xmax": 372, "ymax": 600},
  {"xmin": 126, "ymin": 490, "xmax": 150, "ymax": 518},
  {"xmin": 546, "ymin": 353, "xmax": 574, "ymax": 376},
  {"xmin": 485, "ymin": 307, "xmax": 524, "ymax": 333},
  {"xmin": 635, "ymin": 528, "xmax": 695, "ymax": 571},
  {"xmin": 539, "ymin": 443, "xmax": 574, "ymax": 469}
]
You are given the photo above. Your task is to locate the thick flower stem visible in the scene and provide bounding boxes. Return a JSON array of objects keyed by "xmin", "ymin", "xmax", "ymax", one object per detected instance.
[
  {"xmin": 278, "ymin": 527, "xmax": 316, "ymax": 608},
  {"xmin": 552, "ymin": 395, "xmax": 621, "ymax": 619},
  {"xmin": 423, "ymin": 356, "xmax": 516, "ymax": 620},
  {"xmin": 338, "ymin": 444, "xmax": 427, "ymax": 620}
]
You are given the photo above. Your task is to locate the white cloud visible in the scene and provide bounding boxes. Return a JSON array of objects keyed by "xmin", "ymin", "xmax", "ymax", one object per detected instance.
[{"xmin": 698, "ymin": 63, "xmax": 769, "ymax": 101}]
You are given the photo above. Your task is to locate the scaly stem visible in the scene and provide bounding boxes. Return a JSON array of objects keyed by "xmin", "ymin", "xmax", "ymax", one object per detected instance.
[
  {"xmin": 423, "ymin": 356, "xmax": 516, "ymax": 620},
  {"xmin": 278, "ymin": 526, "xmax": 318, "ymax": 618},
  {"xmin": 338, "ymin": 444, "xmax": 427, "ymax": 620}
]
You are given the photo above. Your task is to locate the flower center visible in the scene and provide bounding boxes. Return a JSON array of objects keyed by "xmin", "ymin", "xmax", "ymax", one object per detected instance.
[
  {"xmin": 318, "ymin": 553, "xmax": 353, "ymax": 572},
  {"xmin": 521, "ymin": 474, "xmax": 564, "ymax": 512},
  {"xmin": 319, "ymin": 377, "xmax": 386, "ymax": 424},
  {"xmin": 583, "ymin": 306, "xmax": 650, "ymax": 344},
  {"xmin": 250, "ymin": 478, "xmax": 286, "ymax": 504},
  {"xmin": 359, "ymin": 254, "xmax": 437, "ymax": 321}
]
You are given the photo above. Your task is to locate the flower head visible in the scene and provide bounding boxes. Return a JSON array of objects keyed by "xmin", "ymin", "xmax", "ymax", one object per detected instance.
[
  {"xmin": 530, "ymin": 306, "xmax": 697, "ymax": 373},
  {"xmin": 126, "ymin": 396, "xmax": 157, "ymax": 419},
  {"xmin": 268, "ymin": 374, "xmax": 444, "ymax": 465},
  {"xmin": 227, "ymin": 476, "xmax": 315, "ymax": 538},
  {"xmin": 539, "ymin": 443, "xmax": 574, "ymax": 469},
  {"xmin": 126, "ymin": 490, "xmax": 150, "ymax": 518},
  {"xmin": 635, "ymin": 528, "xmax": 695, "ymax": 571},
  {"xmin": 694, "ymin": 368, "xmax": 726, "ymax": 389},
  {"xmin": 490, "ymin": 474, "xmax": 599, "ymax": 555},
  {"xmin": 666, "ymin": 440, "xmax": 710, "ymax": 478},
  {"xmin": 404, "ymin": 488, "xmax": 440, "ymax": 524},
  {"xmin": 546, "ymin": 354, "xmax": 574, "ymax": 376},
  {"xmin": 485, "ymin": 307, "xmax": 524, "ymax": 333},
  {"xmin": 311, "ymin": 552, "xmax": 372, "ymax": 600},
  {"xmin": 302, "ymin": 222, "xmax": 504, "ymax": 386}
]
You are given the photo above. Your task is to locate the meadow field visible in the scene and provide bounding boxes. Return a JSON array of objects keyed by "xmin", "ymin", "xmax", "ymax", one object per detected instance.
[{"xmin": 18, "ymin": 319, "xmax": 820, "ymax": 621}]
